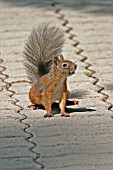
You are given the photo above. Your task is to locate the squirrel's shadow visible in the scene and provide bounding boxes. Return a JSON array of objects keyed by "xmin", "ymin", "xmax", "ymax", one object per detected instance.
[
  {"xmin": 29, "ymin": 100, "xmax": 96, "ymax": 115},
  {"xmin": 52, "ymin": 101, "xmax": 96, "ymax": 115}
]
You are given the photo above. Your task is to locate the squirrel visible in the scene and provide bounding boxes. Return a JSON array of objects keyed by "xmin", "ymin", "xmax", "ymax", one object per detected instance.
[{"xmin": 24, "ymin": 22, "xmax": 78, "ymax": 117}]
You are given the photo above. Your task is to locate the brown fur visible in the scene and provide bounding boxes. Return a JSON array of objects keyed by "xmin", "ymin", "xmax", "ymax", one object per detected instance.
[{"xmin": 29, "ymin": 55, "xmax": 78, "ymax": 117}]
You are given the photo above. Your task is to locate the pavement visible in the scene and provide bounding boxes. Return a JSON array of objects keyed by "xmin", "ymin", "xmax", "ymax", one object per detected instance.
[{"xmin": 0, "ymin": 0, "xmax": 113, "ymax": 170}]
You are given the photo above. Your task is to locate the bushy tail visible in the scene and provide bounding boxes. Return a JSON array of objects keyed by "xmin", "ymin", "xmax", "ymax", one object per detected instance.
[{"xmin": 24, "ymin": 22, "xmax": 65, "ymax": 83}]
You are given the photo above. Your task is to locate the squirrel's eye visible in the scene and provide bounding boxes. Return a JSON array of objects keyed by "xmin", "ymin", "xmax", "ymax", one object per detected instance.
[{"xmin": 62, "ymin": 63, "xmax": 68, "ymax": 68}]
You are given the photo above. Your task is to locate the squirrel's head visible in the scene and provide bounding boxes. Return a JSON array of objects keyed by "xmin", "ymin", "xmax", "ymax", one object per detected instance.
[{"xmin": 53, "ymin": 55, "xmax": 77, "ymax": 77}]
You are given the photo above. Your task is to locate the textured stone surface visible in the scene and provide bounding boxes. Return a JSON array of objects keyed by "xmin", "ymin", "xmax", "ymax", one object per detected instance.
[{"xmin": 0, "ymin": 0, "xmax": 113, "ymax": 170}]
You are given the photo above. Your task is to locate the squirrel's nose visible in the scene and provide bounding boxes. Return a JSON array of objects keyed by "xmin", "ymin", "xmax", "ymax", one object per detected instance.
[{"xmin": 74, "ymin": 64, "xmax": 77, "ymax": 70}]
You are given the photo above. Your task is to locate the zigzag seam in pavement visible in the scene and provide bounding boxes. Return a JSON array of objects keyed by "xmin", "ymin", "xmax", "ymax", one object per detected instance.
[
  {"xmin": 0, "ymin": 58, "xmax": 44, "ymax": 169},
  {"xmin": 49, "ymin": 1, "xmax": 113, "ymax": 114}
]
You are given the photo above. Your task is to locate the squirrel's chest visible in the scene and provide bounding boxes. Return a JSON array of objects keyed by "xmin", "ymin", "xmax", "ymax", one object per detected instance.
[{"xmin": 52, "ymin": 78, "xmax": 66, "ymax": 102}]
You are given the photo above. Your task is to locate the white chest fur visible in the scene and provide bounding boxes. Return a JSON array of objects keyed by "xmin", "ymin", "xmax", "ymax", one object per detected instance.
[{"xmin": 52, "ymin": 77, "xmax": 66, "ymax": 103}]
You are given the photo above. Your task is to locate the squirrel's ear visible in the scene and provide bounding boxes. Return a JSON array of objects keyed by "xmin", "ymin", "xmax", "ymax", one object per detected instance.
[
  {"xmin": 53, "ymin": 57, "xmax": 60, "ymax": 65},
  {"xmin": 60, "ymin": 54, "xmax": 64, "ymax": 61}
]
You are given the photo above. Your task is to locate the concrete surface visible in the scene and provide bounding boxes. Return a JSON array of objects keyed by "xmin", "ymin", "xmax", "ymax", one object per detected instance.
[{"xmin": 0, "ymin": 0, "xmax": 113, "ymax": 170}]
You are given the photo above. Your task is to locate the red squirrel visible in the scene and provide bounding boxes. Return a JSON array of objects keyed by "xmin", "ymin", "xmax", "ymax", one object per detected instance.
[{"xmin": 24, "ymin": 23, "xmax": 78, "ymax": 117}]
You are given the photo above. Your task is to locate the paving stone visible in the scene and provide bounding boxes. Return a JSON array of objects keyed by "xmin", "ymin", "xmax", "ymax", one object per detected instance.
[{"xmin": 0, "ymin": 0, "xmax": 113, "ymax": 169}]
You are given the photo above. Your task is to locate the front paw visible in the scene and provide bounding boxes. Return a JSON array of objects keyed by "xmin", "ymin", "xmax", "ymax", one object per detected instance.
[
  {"xmin": 74, "ymin": 100, "xmax": 79, "ymax": 105},
  {"xmin": 44, "ymin": 113, "xmax": 54, "ymax": 118},
  {"xmin": 61, "ymin": 112, "xmax": 70, "ymax": 117}
]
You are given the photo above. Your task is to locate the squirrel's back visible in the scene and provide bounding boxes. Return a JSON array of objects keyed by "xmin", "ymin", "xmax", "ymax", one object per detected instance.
[{"xmin": 24, "ymin": 23, "xmax": 65, "ymax": 83}]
